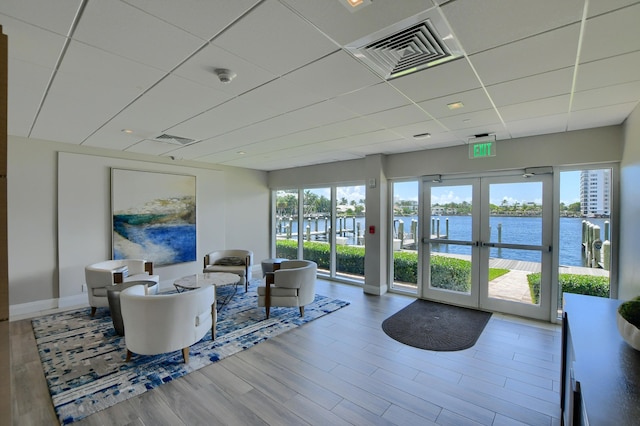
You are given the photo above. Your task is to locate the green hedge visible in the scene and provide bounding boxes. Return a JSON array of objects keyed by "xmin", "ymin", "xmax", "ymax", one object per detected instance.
[
  {"xmin": 394, "ymin": 251, "xmax": 472, "ymax": 291},
  {"xmin": 277, "ymin": 241, "xmax": 504, "ymax": 293},
  {"xmin": 527, "ymin": 272, "xmax": 610, "ymax": 304},
  {"xmin": 276, "ymin": 240, "xmax": 365, "ymax": 275}
]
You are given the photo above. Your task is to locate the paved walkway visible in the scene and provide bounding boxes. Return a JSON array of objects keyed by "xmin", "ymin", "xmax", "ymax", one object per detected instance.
[{"xmin": 436, "ymin": 252, "xmax": 610, "ymax": 304}]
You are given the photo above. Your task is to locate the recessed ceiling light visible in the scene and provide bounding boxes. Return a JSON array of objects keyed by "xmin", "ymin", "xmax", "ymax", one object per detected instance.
[
  {"xmin": 447, "ymin": 101, "xmax": 464, "ymax": 110},
  {"xmin": 237, "ymin": 151, "xmax": 246, "ymax": 155},
  {"xmin": 121, "ymin": 129, "xmax": 134, "ymax": 134},
  {"xmin": 413, "ymin": 133, "xmax": 431, "ymax": 140},
  {"xmin": 338, "ymin": 0, "xmax": 371, "ymax": 12}
]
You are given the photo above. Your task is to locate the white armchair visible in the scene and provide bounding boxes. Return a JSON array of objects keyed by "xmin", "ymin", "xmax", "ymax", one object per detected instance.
[
  {"xmin": 203, "ymin": 249, "xmax": 253, "ymax": 292},
  {"xmin": 257, "ymin": 260, "xmax": 317, "ymax": 319},
  {"xmin": 120, "ymin": 284, "xmax": 216, "ymax": 363},
  {"xmin": 85, "ymin": 259, "xmax": 160, "ymax": 316}
]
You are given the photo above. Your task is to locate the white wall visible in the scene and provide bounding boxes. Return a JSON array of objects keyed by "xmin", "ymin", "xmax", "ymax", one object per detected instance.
[
  {"xmin": 8, "ymin": 136, "xmax": 269, "ymax": 317},
  {"xmin": 619, "ymin": 104, "xmax": 640, "ymax": 300},
  {"xmin": 268, "ymin": 127, "xmax": 625, "ymax": 297}
]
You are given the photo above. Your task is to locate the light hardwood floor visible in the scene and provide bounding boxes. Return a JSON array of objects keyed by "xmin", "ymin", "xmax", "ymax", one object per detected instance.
[{"xmin": 10, "ymin": 280, "xmax": 562, "ymax": 426}]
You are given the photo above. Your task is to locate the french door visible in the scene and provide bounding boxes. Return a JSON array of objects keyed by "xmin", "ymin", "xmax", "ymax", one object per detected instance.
[{"xmin": 421, "ymin": 173, "xmax": 552, "ymax": 320}]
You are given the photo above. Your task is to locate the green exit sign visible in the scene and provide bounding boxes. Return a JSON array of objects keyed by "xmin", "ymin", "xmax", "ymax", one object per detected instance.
[{"xmin": 469, "ymin": 139, "xmax": 496, "ymax": 159}]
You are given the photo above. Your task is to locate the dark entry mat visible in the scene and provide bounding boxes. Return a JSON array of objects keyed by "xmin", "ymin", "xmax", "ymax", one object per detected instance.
[{"xmin": 382, "ymin": 299, "xmax": 492, "ymax": 351}]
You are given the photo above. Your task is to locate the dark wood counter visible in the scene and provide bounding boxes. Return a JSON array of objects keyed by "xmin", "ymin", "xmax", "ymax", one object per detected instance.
[{"xmin": 562, "ymin": 293, "xmax": 640, "ymax": 425}]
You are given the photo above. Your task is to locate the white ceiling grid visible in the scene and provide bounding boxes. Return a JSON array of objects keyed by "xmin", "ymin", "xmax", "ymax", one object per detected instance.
[{"xmin": 0, "ymin": 0, "xmax": 638, "ymax": 171}]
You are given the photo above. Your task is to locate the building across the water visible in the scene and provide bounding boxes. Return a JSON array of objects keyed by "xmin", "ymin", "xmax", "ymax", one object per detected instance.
[{"xmin": 580, "ymin": 169, "xmax": 611, "ymax": 217}]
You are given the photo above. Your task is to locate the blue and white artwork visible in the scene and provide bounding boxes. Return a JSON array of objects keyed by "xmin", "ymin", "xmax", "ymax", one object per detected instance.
[{"xmin": 112, "ymin": 169, "xmax": 196, "ymax": 265}]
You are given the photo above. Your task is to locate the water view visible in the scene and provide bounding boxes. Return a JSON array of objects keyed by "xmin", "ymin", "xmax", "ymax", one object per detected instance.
[{"xmin": 276, "ymin": 215, "xmax": 611, "ymax": 267}]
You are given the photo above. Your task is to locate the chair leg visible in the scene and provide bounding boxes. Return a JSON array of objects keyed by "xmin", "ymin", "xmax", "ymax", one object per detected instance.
[
  {"xmin": 211, "ymin": 303, "xmax": 217, "ymax": 340},
  {"xmin": 182, "ymin": 347, "xmax": 190, "ymax": 363},
  {"xmin": 265, "ymin": 306, "xmax": 271, "ymax": 319},
  {"xmin": 90, "ymin": 306, "xmax": 97, "ymax": 317},
  {"xmin": 299, "ymin": 306, "xmax": 305, "ymax": 317},
  {"xmin": 125, "ymin": 350, "xmax": 133, "ymax": 362}
]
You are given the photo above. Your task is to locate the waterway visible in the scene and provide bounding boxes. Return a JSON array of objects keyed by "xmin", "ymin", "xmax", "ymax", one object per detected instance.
[{"xmin": 276, "ymin": 215, "xmax": 611, "ymax": 267}]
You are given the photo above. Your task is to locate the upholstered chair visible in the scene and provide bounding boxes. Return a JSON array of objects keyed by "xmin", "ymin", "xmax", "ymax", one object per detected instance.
[
  {"xmin": 257, "ymin": 260, "xmax": 317, "ymax": 319},
  {"xmin": 119, "ymin": 284, "xmax": 216, "ymax": 363},
  {"xmin": 85, "ymin": 259, "xmax": 160, "ymax": 316},
  {"xmin": 203, "ymin": 249, "xmax": 253, "ymax": 292}
]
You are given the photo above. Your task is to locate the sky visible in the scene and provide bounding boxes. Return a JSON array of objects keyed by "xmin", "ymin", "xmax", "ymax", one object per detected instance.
[
  {"xmin": 393, "ymin": 170, "xmax": 583, "ymax": 206},
  {"xmin": 283, "ymin": 170, "xmax": 586, "ymax": 207}
]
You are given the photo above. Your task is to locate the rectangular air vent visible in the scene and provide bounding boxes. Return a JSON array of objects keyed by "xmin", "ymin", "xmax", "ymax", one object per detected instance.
[
  {"xmin": 346, "ymin": 11, "xmax": 462, "ymax": 80},
  {"xmin": 154, "ymin": 133, "xmax": 195, "ymax": 145}
]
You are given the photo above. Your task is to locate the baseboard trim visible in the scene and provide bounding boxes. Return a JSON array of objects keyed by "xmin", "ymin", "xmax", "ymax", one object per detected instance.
[
  {"xmin": 363, "ymin": 284, "xmax": 388, "ymax": 296},
  {"xmin": 10, "ymin": 294, "xmax": 87, "ymax": 321}
]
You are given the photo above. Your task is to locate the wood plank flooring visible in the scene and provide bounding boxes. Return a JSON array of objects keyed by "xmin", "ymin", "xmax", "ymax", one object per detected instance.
[{"xmin": 10, "ymin": 280, "xmax": 562, "ymax": 426}]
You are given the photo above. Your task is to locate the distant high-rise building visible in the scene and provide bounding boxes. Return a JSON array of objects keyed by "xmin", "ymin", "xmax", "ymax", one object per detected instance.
[{"xmin": 580, "ymin": 170, "xmax": 611, "ymax": 217}]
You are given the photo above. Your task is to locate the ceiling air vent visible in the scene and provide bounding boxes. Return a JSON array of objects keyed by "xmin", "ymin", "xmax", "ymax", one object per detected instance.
[
  {"xmin": 154, "ymin": 133, "xmax": 195, "ymax": 146},
  {"xmin": 345, "ymin": 11, "xmax": 462, "ymax": 80}
]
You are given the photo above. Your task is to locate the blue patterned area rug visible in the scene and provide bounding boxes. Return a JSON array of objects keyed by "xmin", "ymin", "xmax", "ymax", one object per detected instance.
[{"xmin": 31, "ymin": 281, "xmax": 349, "ymax": 424}]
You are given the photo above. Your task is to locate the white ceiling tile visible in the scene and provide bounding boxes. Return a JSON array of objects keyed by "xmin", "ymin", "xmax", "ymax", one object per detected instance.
[
  {"xmin": 580, "ymin": 4, "xmax": 640, "ymax": 63},
  {"xmin": 73, "ymin": 1, "xmax": 203, "ymax": 71},
  {"xmin": 499, "ymin": 96, "xmax": 571, "ymax": 122},
  {"xmin": 568, "ymin": 103, "xmax": 638, "ymax": 130},
  {"xmin": 390, "ymin": 58, "xmax": 481, "ymax": 103},
  {"xmin": 81, "ymin": 128, "xmax": 146, "ymax": 151},
  {"xmin": 572, "ymin": 81, "xmax": 640, "ymax": 111},
  {"xmin": 441, "ymin": 0, "xmax": 584, "ymax": 54},
  {"xmin": 7, "ymin": 59, "xmax": 53, "ymax": 137},
  {"xmin": 365, "ymin": 105, "xmax": 432, "ymax": 128},
  {"xmin": 417, "ymin": 88, "xmax": 494, "ymax": 119},
  {"xmin": 487, "ymin": 68, "xmax": 575, "ymax": 107},
  {"xmin": 166, "ymin": 97, "xmax": 277, "ymax": 141},
  {"xmin": 1, "ymin": 15, "xmax": 65, "ymax": 67},
  {"xmin": 282, "ymin": 100, "xmax": 359, "ymax": 127},
  {"xmin": 390, "ymin": 121, "xmax": 452, "ymax": 140},
  {"xmin": 280, "ymin": 0, "xmax": 435, "ymax": 47},
  {"xmin": 587, "ymin": 0, "xmax": 640, "ymax": 18},
  {"xmin": 163, "ymin": 139, "xmax": 224, "ymax": 160},
  {"xmin": 212, "ymin": 0, "xmax": 337, "ymax": 75},
  {"xmin": 333, "ymin": 83, "xmax": 410, "ymax": 115},
  {"xmin": 438, "ymin": 109, "xmax": 503, "ymax": 132},
  {"xmin": 172, "ymin": 43, "xmax": 276, "ymax": 96},
  {"xmin": 283, "ymin": 50, "xmax": 382, "ymax": 99},
  {"xmin": 0, "ymin": 0, "xmax": 81, "ymax": 35},
  {"xmin": 240, "ymin": 77, "xmax": 325, "ymax": 116},
  {"xmin": 125, "ymin": 139, "xmax": 180, "ymax": 156},
  {"xmin": 506, "ymin": 114, "xmax": 569, "ymax": 139},
  {"xmin": 576, "ymin": 51, "xmax": 640, "ymax": 91},
  {"xmin": 107, "ymin": 75, "xmax": 232, "ymax": 135},
  {"xmin": 5, "ymin": 0, "xmax": 640, "ymax": 171},
  {"xmin": 470, "ymin": 24, "xmax": 581, "ymax": 86},
  {"xmin": 31, "ymin": 41, "xmax": 166, "ymax": 144},
  {"xmin": 122, "ymin": 0, "xmax": 261, "ymax": 41}
]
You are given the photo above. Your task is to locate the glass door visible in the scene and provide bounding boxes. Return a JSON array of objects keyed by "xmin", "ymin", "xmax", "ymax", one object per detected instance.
[
  {"xmin": 422, "ymin": 173, "xmax": 552, "ymax": 320},
  {"xmin": 480, "ymin": 175, "xmax": 552, "ymax": 319},
  {"xmin": 422, "ymin": 179, "xmax": 480, "ymax": 307}
]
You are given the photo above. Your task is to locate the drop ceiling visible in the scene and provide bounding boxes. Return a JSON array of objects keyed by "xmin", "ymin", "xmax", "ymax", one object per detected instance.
[{"xmin": 1, "ymin": 0, "xmax": 639, "ymax": 171}]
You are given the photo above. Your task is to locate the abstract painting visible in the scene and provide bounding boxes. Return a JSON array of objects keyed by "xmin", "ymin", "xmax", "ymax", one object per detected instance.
[{"xmin": 111, "ymin": 169, "xmax": 196, "ymax": 265}]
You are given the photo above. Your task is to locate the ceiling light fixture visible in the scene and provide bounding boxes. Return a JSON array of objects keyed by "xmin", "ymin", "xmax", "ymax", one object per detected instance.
[
  {"xmin": 447, "ymin": 101, "xmax": 464, "ymax": 110},
  {"xmin": 413, "ymin": 132, "xmax": 431, "ymax": 139},
  {"xmin": 338, "ymin": 0, "xmax": 371, "ymax": 12},
  {"xmin": 121, "ymin": 129, "xmax": 134, "ymax": 134}
]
